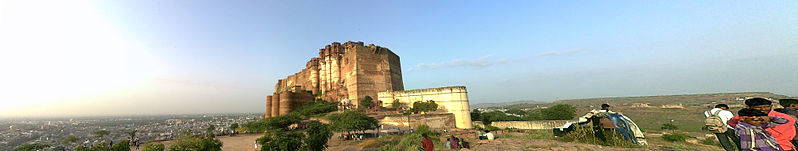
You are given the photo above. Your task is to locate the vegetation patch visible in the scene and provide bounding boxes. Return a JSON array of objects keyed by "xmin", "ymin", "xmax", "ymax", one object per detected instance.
[{"xmin": 661, "ymin": 132, "xmax": 695, "ymax": 142}]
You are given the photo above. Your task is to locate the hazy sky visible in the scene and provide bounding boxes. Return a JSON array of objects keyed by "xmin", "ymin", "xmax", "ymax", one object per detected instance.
[{"xmin": 1, "ymin": 0, "xmax": 796, "ymax": 117}]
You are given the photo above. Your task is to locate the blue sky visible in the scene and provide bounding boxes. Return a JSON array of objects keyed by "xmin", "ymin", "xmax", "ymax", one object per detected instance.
[{"xmin": 1, "ymin": 0, "xmax": 796, "ymax": 117}]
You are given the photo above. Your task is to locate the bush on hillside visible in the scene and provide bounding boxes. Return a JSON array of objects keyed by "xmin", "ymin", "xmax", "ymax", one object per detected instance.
[
  {"xmin": 293, "ymin": 99, "xmax": 337, "ymax": 117},
  {"xmin": 541, "ymin": 104, "xmax": 576, "ymax": 120},
  {"xmin": 662, "ymin": 132, "xmax": 695, "ymax": 142},
  {"xmin": 142, "ymin": 144, "xmax": 165, "ymax": 151},
  {"xmin": 559, "ymin": 126, "xmax": 640, "ymax": 148}
]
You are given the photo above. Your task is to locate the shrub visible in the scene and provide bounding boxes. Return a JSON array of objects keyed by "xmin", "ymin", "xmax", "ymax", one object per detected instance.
[
  {"xmin": 359, "ymin": 96, "xmax": 374, "ymax": 110},
  {"xmin": 168, "ymin": 132, "xmax": 223, "ymax": 151},
  {"xmin": 257, "ymin": 130, "xmax": 304, "ymax": 151},
  {"xmin": 541, "ymin": 104, "xmax": 576, "ymax": 120},
  {"xmin": 559, "ymin": 126, "xmax": 640, "ymax": 148},
  {"xmin": 662, "ymin": 132, "xmax": 695, "ymax": 142},
  {"xmin": 327, "ymin": 111, "xmax": 379, "ymax": 134},
  {"xmin": 111, "ymin": 139, "xmax": 131, "ymax": 151},
  {"xmin": 143, "ymin": 144, "xmax": 165, "ymax": 151},
  {"xmin": 294, "ymin": 99, "xmax": 337, "ymax": 117},
  {"xmin": 358, "ymin": 139, "xmax": 384, "ymax": 149},
  {"xmin": 484, "ymin": 125, "xmax": 501, "ymax": 132},
  {"xmin": 11, "ymin": 143, "xmax": 49, "ymax": 151},
  {"xmin": 701, "ymin": 136, "xmax": 719, "ymax": 146},
  {"xmin": 240, "ymin": 114, "xmax": 301, "ymax": 133},
  {"xmin": 303, "ymin": 121, "xmax": 333, "ymax": 151},
  {"xmin": 411, "ymin": 101, "xmax": 438, "ymax": 114}
]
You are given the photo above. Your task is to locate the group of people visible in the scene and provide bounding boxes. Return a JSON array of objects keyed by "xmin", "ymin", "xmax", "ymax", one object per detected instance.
[
  {"xmin": 706, "ymin": 98, "xmax": 798, "ymax": 151},
  {"xmin": 418, "ymin": 130, "xmax": 494, "ymax": 151},
  {"xmin": 444, "ymin": 135, "xmax": 471, "ymax": 150}
]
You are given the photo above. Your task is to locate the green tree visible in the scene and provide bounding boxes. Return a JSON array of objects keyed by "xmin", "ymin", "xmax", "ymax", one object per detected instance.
[
  {"xmin": 230, "ymin": 123, "xmax": 239, "ymax": 132},
  {"xmin": 62, "ymin": 135, "xmax": 79, "ymax": 144},
  {"xmin": 127, "ymin": 130, "xmax": 138, "ymax": 139},
  {"xmin": 207, "ymin": 124, "xmax": 216, "ymax": 135},
  {"xmin": 168, "ymin": 131, "xmax": 223, "ymax": 151},
  {"xmin": 480, "ymin": 111, "xmax": 522, "ymax": 124},
  {"xmin": 240, "ymin": 113, "xmax": 302, "ymax": 133},
  {"xmin": 293, "ymin": 99, "xmax": 337, "ymax": 117},
  {"xmin": 411, "ymin": 100, "xmax": 438, "ymax": 114},
  {"xmin": 111, "ymin": 139, "xmax": 131, "ymax": 151},
  {"xmin": 11, "ymin": 143, "xmax": 49, "ymax": 151},
  {"xmin": 522, "ymin": 110, "xmax": 544, "ymax": 121},
  {"xmin": 93, "ymin": 130, "xmax": 110, "ymax": 139},
  {"xmin": 257, "ymin": 130, "xmax": 304, "ymax": 151},
  {"xmin": 359, "ymin": 96, "xmax": 374, "ymax": 111},
  {"xmin": 143, "ymin": 144, "xmax": 165, "ymax": 151},
  {"xmin": 391, "ymin": 100, "xmax": 402, "ymax": 109},
  {"xmin": 327, "ymin": 111, "xmax": 378, "ymax": 136},
  {"xmin": 505, "ymin": 109, "xmax": 528, "ymax": 116},
  {"xmin": 76, "ymin": 142, "xmax": 109, "ymax": 151},
  {"xmin": 541, "ymin": 104, "xmax": 576, "ymax": 120},
  {"xmin": 661, "ymin": 123, "xmax": 679, "ymax": 133},
  {"xmin": 303, "ymin": 121, "xmax": 333, "ymax": 151},
  {"xmin": 470, "ymin": 109, "xmax": 482, "ymax": 122}
]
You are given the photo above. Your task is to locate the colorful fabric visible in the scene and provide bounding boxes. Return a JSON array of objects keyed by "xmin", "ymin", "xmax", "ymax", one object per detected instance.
[
  {"xmin": 735, "ymin": 116, "xmax": 787, "ymax": 151},
  {"xmin": 422, "ymin": 138, "xmax": 434, "ymax": 151},
  {"xmin": 729, "ymin": 110, "xmax": 797, "ymax": 150}
]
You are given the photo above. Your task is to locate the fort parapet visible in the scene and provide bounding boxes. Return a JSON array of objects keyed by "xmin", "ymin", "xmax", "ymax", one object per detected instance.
[
  {"xmin": 378, "ymin": 86, "xmax": 473, "ymax": 129},
  {"xmin": 265, "ymin": 41, "xmax": 404, "ymax": 118}
]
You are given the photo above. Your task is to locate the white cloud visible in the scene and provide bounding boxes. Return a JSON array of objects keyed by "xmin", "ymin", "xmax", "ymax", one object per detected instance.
[
  {"xmin": 539, "ymin": 48, "xmax": 587, "ymax": 56},
  {"xmin": 409, "ymin": 55, "xmax": 508, "ymax": 71}
]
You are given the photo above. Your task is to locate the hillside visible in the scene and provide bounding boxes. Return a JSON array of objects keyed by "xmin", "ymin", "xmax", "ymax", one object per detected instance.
[
  {"xmin": 471, "ymin": 100, "xmax": 544, "ymax": 108},
  {"xmin": 495, "ymin": 92, "xmax": 792, "ymax": 109},
  {"xmin": 490, "ymin": 92, "xmax": 794, "ymax": 133}
]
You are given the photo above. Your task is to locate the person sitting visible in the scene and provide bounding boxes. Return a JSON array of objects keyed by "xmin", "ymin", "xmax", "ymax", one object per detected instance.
[
  {"xmin": 484, "ymin": 130, "xmax": 495, "ymax": 140},
  {"xmin": 736, "ymin": 108, "xmax": 788, "ymax": 151}
]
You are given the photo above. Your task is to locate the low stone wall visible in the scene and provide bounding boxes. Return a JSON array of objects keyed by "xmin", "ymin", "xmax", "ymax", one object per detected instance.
[
  {"xmin": 379, "ymin": 113, "xmax": 455, "ymax": 130},
  {"xmin": 490, "ymin": 120, "xmax": 571, "ymax": 130}
]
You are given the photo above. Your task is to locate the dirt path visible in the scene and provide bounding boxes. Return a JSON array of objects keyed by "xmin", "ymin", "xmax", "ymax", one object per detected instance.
[{"xmin": 470, "ymin": 138, "xmax": 646, "ymax": 151}]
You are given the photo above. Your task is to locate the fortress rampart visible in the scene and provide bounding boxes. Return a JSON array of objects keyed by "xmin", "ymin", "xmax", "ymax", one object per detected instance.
[
  {"xmin": 378, "ymin": 86, "xmax": 473, "ymax": 129},
  {"xmin": 265, "ymin": 41, "xmax": 404, "ymax": 118}
]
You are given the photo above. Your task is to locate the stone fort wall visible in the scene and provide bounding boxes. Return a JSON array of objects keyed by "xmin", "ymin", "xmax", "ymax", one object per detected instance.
[
  {"xmin": 377, "ymin": 86, "xmax": 472, "ymax": 129},
  {"xmin": 265, "ymin": 41, "xmax": 404, "ymax": 118},
  {"xmin": 379, "ymin": 113, "xmax": 456, "ymax": 130},
  {"xmin": 490, "ymin": 120, "xmax": 571, "ymax": 130}
]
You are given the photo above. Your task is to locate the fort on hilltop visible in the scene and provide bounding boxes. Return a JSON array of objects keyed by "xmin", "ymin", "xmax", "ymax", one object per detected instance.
[
  {"xmin": 264, "ymin": 41, "xmax": 473, "ymax": 129},
  {"xmin": 265, "ymin": 41, "xmax": 403, "ymax": 117}
]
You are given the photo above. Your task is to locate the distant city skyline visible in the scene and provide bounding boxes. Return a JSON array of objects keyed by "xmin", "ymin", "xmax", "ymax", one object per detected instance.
[{"xmin": 1, "ymin": 0, "xmax": 796, "ymax": 117}]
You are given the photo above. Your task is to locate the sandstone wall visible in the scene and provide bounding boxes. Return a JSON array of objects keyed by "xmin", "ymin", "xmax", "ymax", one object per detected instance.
[
  {"xmin": 379, "ymin": 113, "xmax": 456, "ymax": 130},
  {"xmin": 265, "ymin": 41, "xmax": 403, "ymax": 118},
  {"xmin": 490, "ymin": 120, "xmax": 571, "ymax": 130},
  {"xmin": 377, "ymin": 86, "xmax": 472, "ymax": 129}
]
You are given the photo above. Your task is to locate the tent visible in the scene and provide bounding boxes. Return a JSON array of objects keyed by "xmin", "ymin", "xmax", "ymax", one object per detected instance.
[{"xmin": 553, "ymin": 109, "xmax": 647, "ymax": 145}]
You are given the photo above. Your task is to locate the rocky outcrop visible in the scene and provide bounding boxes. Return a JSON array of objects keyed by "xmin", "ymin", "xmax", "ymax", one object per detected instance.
[{"xmin": 265, "ymin": 41, "xmax": 404, "ymax": 118}]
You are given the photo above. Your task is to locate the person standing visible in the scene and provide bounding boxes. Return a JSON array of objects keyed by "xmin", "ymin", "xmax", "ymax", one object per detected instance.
[
  {"xmin": 736, "ymin": 108, "xmax": 788, "ymax": 151},
  {"xmin": 705, "ymin": 104, "xmax": 739, "ymax": 151},
  {"xmin": 600, "ymin": 104, "xmax": 612, "ymax": 112},
  {"xmin": 421, "ymin": 134, "xmax": 434, "ymax": 151},
  {"xmin": 729, "ymin": 98, "xmax": 797, "ymax": 151},
  {"xmin": 775, "ymin": 99, "xmax": 798, "ymax": 147}
]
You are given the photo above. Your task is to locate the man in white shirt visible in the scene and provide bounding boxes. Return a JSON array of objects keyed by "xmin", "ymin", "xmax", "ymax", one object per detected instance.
[
  {"xmin": 704, "ymin": 104, "xmax": 739, "ymax": 151},
  {"xmin": 484, "ymin": 130, "xmax": 495, "ymax": 140}
]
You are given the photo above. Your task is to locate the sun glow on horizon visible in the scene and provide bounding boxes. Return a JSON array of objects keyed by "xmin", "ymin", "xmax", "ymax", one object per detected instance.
[{"xmin": 0, "ymin": 0, "xmax": 165, "ymax": 117}]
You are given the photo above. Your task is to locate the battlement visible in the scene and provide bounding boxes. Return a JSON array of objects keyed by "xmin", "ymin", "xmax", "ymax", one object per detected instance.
[{"xmin": 266, "ymin": 41, "xmax": 404, "ymax": 118}]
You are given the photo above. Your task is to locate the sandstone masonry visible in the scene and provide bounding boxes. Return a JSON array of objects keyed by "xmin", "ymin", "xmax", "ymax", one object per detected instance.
[{"xmin": 265, "ymin": 41, "xmax": 404, "ymax": 118}]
